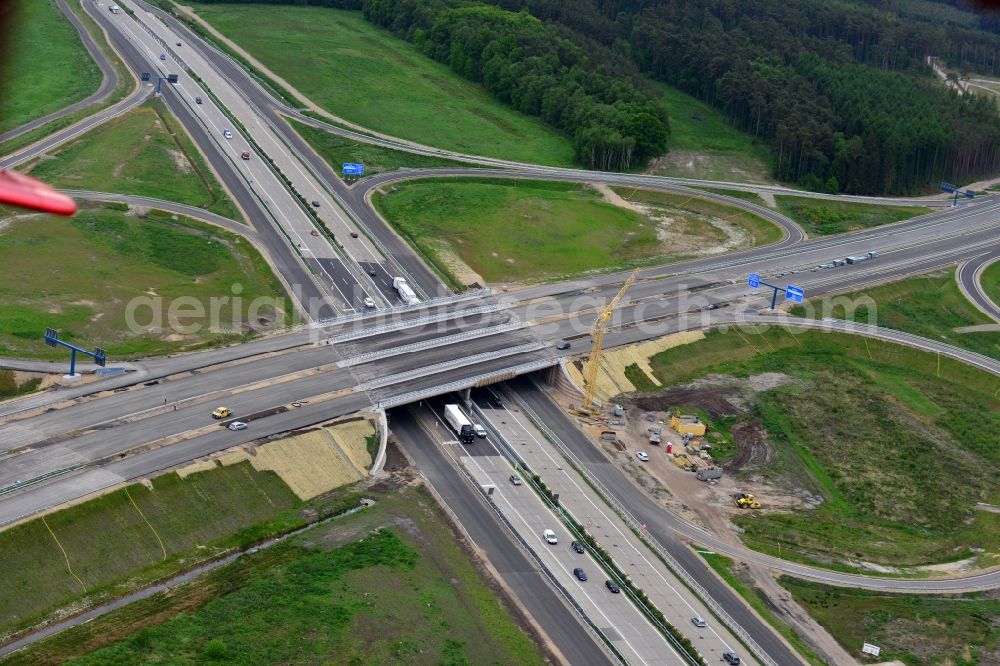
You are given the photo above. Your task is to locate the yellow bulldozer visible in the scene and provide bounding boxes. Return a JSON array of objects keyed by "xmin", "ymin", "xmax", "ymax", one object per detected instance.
[{"xmin": 733, "ymin": 492, "xmax": 761, "ymax": 509}]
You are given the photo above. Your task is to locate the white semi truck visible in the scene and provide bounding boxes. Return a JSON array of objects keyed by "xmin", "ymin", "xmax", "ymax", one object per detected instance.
[
  {"xmin": 443, "ymin": 404, "xmax": 475, "ymax": 443},
  {"xmin": 392, "ymin": 277, "xmax": 419, "ymax": 305}
]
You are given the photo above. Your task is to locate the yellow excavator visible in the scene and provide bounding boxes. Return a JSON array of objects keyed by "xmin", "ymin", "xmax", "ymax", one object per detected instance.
[{"xmin": 733, "ymin": 492, "xmax": 761, "ymax": 509}]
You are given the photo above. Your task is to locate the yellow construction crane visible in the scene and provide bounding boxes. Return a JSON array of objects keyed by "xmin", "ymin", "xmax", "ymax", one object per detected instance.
[{"xmin": 583, "ymin": 269, "xmax": 639, "ymax": 411}]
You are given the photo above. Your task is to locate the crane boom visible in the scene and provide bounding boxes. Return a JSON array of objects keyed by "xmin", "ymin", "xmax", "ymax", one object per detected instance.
[{"xmin": 583, "ymin": 269, "xmax": 639, "ymax": 411}]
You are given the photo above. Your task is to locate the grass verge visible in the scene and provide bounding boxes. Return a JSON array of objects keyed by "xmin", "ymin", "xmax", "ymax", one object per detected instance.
[
  {"xmin": 0, "ymin": 203, "xmax": 290, "ymax": 359},
  {"xmin": 27, "ymin": 99, "xmax": 240, "ymax": 220},
  {"xmin": 644, "ymin": 328, "xmax": 1000, "ymax": 568},
  {"xmin": 183, "ymin": 2, "xmax": 575, "ymax": 166},
  {"xmin": 7, "ymin": 485, "xmax": 546, "ymax": 665},
  {"xmin": 700, "ymin": 553, "xmax": 825, "ymax": 666},
  {"xmin": 0, "ymin": 0, "xmax": 101, "ymax": 135},
  {"xmin": 780, "ymin": 577, "xmax": 1000, "ymax": 665},
  {"xmin": 287, "ymin": 117, "xmax": 470, "ymax": 178},
  {"xmin": 774, "ymin": 195, "xmax": 928, "ymax": 235},
  {"xmin": 791, "ymin": 268, "xmax": 1000, "ymax": 361}
]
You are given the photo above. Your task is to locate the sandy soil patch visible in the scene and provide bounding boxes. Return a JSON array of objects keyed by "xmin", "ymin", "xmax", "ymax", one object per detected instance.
[
  {"xmin": 167, "ymin": 148, "xmax": 193, "ymax": 174},
  {"xmin": 567, "ymin": 330, "xmax": 706, "ymax": 403},
  {"xmin": 431, "ymin": 239, "xmax": 486, "ymax": 288}
]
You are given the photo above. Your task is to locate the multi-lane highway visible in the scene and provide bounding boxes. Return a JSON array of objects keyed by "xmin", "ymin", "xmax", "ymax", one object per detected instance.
[{"xmin": 4, "ymin": 1, "xmax": 1000, "ymax": 663}]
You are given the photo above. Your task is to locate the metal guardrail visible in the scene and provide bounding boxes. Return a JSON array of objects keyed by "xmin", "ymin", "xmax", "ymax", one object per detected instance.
[
  {"xmin": 375, "ymin": 358, "xmax": 556, "ymax": 409},
  {"xmin": 512, "ymin": 385, "xmax": 779, "ymax": 666},
  {"xmin": 328, "ymin": 303, "xmax": 502, "ymax": 343},
  {"xmin": 476, "ymin": 397, "xmax": 704, "ymax": 666},
  {"xmin": 314, "ymin": 288, "xmax": 493, "ymax": 328},
  {"xmin": 338, "ymin": 321, "xmax": 524, "ymax": 368},
  {"xmin": 433, "ymin": 415, "xmax": 627, "ymax": 665},
  {"xmin": 360, "ymin": 342, "xmax": 545, "ymax": 390}
]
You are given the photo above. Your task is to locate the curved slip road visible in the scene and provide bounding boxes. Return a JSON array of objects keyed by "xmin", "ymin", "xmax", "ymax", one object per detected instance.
[
  {"xmin": 957, "ymin": 248, "xmax": 1000, "ymax": 323},
  {"xmin": 0, "ymin": 0, "xmax": 123, "ymax": 145}
]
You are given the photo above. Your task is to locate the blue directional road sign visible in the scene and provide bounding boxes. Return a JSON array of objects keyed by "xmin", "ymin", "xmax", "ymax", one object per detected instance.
[
  {"xmin": 785, "ymin": 285, "xmax": 804, "ymax": 303},
  {"xmin": 965, "ymin": 190, "xmax": 975, "ymax": 199},
  {"xmin": 342, "ymin": 162, "xmax": 365, "ymax": 176},
  {"xmin": 940, "ymin": 181, "xmax": 956, "ymax": 193},
  {"xmin": 748, "ymin": 273, "xmax": 761, "ymax": 288}
]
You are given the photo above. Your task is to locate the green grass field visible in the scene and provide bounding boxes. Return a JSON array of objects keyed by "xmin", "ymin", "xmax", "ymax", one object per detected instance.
[
  {"xmin": 0, "ymin": 204, "xmax": 290, "ymax": 359},
  {"xmin": 28, "ymin": 100, "xmax": 239, "ymax": 220},
  {"xmin": 775, "ymin": 195, "xmax": 928, "ymax": 235},
  {"xmin": 645, "ymin": 328, "xmax": 1000, "ymax": 568},
  {"xmin": 288, "ymin": 118, "xmax": 469, "ymax": 179},
  {"xmin": 0, "ymin": 0, "xmax": 101, "ymax": 135},
  {"xmin": 9, "ymin": 486, "xmax": 545, "ymax": 665},
  {"xmin": 791, "ymin": 269, "xmax": 1000, "ymax": 361},
  {"xmin": 374, "ymin": 178, "xmax": 781, "ymax": 285},
  {"xmin": 0, "ymin": 462, "xmax": 309, "ymax": 639},
  {"xmin": 649, "ymin": 83, "xmax": 773, "ymax": 182},
  {"xmin": 700, "ymin": 553, "xmax": 825, "ymax": 666},
  {"xmin": 982, "ymin": 258, "xmax": 1000, "ymax": 311},
  {"xmin": 187, "ymin": 3, "xmax": 575, "ymax": 166},
  {"xmin": 374, "ymin": 178, "xmax": 662, "ymax": 285},
  {"xmin": 611, "ymin": 187, "xmax": 784, "ymax": 246},
  {"xmin": 780, "ymin": 578, "xmax": 1000, "ymax": 665}
]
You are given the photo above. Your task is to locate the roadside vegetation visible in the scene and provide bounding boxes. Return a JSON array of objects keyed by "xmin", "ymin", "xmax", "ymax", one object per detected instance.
[
  {"xmin": 643, "ymin": 328, "xmax": 1000, "ymax": 569},
  {"xmin": 650, "ymin": 84, "xmax": 772, "ymax": 183},
  {"xmin": 780, "ymin": 577, "xmax": 1000, "ymax": 665},
  {"xmin": 0, "ymin": 0, "xmax": 100, "ymax": 136},
  {"xmin": 791, "ymin": 269, "xmax": 1000, "ymax": 361},
  {"xmin": 26, "ymin": 100, "xmax": 239, "ymax": 220},
  {"xmin": 6, "ymin": 484, "xmax": 545, "ymax": 665},
  {"xmin": 774, "ymin": 195, "xmax": 928, "ymax": 235},
  {"xmin": 185, "ymin": 2, "xmax": 576, "ymax": 166},
  {"xmin": 0, "ymin": 203, "xmax": 290, "ymax": 360},
  {"xmin": 287, "ymin": 118, "xmax": 469, "ymax": 179},
  {"xmin": 700, "ymin": 553, "xmax": 825, "ymax": 666}
]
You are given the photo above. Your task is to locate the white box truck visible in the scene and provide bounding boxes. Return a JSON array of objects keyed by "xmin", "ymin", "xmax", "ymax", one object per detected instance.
[
  {"xmin": 444, "ymin": 404, "xmax": 475, "ymax": 443},
  {"xmin": 110, "ymin": 4, "xmax": 120, "ymax": 13},
  {"xmin": 392, "ymin": 277, "xmax": 419, "ymax": 305}
]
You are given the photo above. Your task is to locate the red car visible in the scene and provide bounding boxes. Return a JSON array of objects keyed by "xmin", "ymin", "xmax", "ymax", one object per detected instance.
[{"xmin": 240, "ymin": 151, "xmax": 250, "ymax": 160}]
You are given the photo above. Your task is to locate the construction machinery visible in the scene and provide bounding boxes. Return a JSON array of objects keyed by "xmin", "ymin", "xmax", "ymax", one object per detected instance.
[
  {"xmin": 582, "ymin": 269, "xmax": 639, "ymax": 411},
  {"xmin": 733, "ymin": 492, "xmax": 761, "ymax": 509}
]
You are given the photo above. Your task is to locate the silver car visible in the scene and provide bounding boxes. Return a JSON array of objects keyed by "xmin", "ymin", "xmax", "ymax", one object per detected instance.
[{"xmin": 228, "ymin": 421, "xmax": 247, "ymax": 431}]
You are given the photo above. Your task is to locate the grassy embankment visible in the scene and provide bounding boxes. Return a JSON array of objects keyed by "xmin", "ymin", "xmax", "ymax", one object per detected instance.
[
  {"xmin": 374, "ymin": 178, "xmax": 780, "ymax": 286},
  {"xmin": 791, "ymin": 269, "xmax": 1000, "ymax": 361},
  {"xmin": 781, "ymin": 578, "xmax": 1000, "ymax": 665},
  {"xmin": 287, "ymin": 118, "xmax": 469, "ymax": 179},
  {"xmin": 185, "ymin": 2, "xmax": 575, "ymax": 166},
  {"xmin": 650, "ymin": 83, "xmax": 773, "ymax": 182},
  {"xmin": 28, "ymin": 100, "xmax": 239, "ymax": 220},
  {"xmin": 610, "ymin": 187, "xmax": 784, "ymax": 246},
  {"xmin": 6, "ymin": 485, "xmax": 545, "ymax": 665},
  {"xmin": 644, "ymin": 328, "xmax": 1000, "ymax": 569},
  {"xmin": 775, "ymin": 195, "xmax": 928, "ymax": 235},
  {"xmin": 0, "ymin": 204, "xmax": 290, "ymax": 359},
  {"xmin": 0, "ymin": 0, "xmax": 100, "ymax": 135}
]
